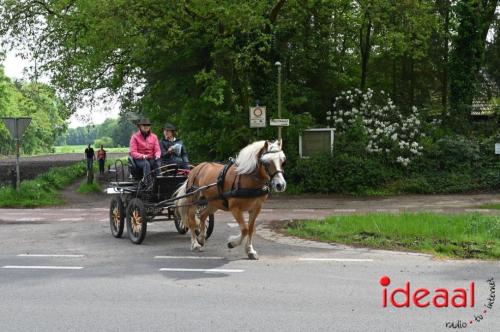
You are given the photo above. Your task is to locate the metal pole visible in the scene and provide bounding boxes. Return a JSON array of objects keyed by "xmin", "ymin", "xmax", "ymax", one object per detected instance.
[
  {"xmin": 275, "ymin": 61, "xmax": 282, "ymax": 140},
  {"xmin": 15, "ymin": 138, "xmax": 20, "ymax": 190}
]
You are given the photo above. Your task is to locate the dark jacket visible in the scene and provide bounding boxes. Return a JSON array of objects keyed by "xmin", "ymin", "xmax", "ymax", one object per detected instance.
[{"xmin": 160, "ymin": 137, "xmax": 189, "ymax": 168}]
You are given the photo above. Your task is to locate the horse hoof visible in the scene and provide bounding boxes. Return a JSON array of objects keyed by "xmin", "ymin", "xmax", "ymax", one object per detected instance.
[
  {"xmin": 227, "ymin": 242, "xmax": 234, "ymax": 249},
  {"xmin": 191, "ymin": 243, "xmax": 202, "ymax": 252},
  {"xmin": 248, "ymin": 253, "xmax": 259, "ymax": 260}
]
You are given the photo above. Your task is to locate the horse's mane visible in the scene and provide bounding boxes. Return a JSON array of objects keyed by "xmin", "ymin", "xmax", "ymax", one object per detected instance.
[{"xmin": 235, "ymin": 140, "xmax": 266, "ymax": 175}]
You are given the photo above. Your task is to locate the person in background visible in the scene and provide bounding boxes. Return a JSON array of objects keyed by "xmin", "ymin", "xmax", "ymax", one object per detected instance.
[
  {"xmin": 160, "ymin": 123, "xmax": 189, "ymax": 170},
  {"xmin": 84, "ymin": 144, "xmax": 95, "ymax": 172},
  {"xmin": 97, "ymin": 145, "xmax": 107, "ymax": 175},
  {"xmin": 129, "ymin": 118, "xmax": 161, "ymax": 177}
]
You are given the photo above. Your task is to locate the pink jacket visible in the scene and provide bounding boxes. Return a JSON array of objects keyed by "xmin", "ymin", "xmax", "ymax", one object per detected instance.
[{"xmin": 129, "ymin": 131, "xmax": 161, "ymax": 160}]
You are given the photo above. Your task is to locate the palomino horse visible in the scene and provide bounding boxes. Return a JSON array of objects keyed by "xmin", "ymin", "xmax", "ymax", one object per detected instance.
[{"xmin": 174, "ymin": 139, "xmax": 286, "ymax": 259}]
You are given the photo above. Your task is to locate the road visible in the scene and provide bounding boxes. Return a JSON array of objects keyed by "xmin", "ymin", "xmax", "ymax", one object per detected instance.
[{"xmin": 0, "ymin": 195, "xmax": 499, "ymax": 332}]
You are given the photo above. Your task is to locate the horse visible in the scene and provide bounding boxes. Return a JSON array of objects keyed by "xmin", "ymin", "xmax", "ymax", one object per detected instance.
[{"xmin": 174, "ymin": 139, "xmax": 286, "ymax": 259}]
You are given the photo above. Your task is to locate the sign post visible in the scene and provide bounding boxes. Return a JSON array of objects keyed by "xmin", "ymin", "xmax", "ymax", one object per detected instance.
[
  {"xmin": 275, "ymin": 61, "xmax": 282, "ymax": 140},
  {"xmin": 1, "ymin": 117, "xmax": 32, "ymax": 190}
]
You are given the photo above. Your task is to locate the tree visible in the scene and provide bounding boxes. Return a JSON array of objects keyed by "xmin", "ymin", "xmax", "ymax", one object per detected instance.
[{"xmin": 448, "ymin": 0, "xmax": 499, "ymax": 134}]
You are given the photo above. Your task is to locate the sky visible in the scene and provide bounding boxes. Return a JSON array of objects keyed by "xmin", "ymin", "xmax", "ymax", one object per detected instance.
[{"xmin": 2, "ymin": 49, "xmax": 120, "ymax": 128}]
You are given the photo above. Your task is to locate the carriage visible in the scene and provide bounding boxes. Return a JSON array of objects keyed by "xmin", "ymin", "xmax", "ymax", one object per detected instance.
[
  {"xmin": 106, "ymin": 157, "xmax": 214, "ymax": 244},
  {"xmin": 107, "ymin": 140, "xmax": 286, "ymax": 260}
]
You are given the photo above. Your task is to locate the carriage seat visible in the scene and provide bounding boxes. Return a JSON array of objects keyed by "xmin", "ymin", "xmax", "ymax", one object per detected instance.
[{"xmin": 127, "ymin": 156, "xmax": 143, "ymax": 180}]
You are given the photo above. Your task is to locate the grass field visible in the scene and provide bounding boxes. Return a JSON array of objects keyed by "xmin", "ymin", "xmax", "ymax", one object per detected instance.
[
  {"xmin": 54, "ymin": 145, "xmax": 129, "ymax": 154},
  {"xmin": 287, "ymin": 212, "xmax": 500, "ymax": 259}
]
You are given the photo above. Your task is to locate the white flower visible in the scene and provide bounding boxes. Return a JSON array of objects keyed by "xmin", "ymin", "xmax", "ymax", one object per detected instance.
[{"xmin": 391, "ymin": 133, "xmax": 398, "ymax": 141}]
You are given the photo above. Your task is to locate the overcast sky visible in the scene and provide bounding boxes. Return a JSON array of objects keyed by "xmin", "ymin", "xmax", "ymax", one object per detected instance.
[{"xmin": 3, "ymin": 50, "xmax": 119, "ymax": 128}]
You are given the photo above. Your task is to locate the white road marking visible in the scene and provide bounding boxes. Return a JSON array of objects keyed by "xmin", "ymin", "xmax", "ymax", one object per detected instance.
[
  {"xmin": 333, "ymin": 209, "xmax": 356, "ymax": 213},
  {"xmin": 17, "ymin": 254, "xmax": 85, "ymax": 258},
  {"xmin": 98, "ymin": 218, "xmax": 108, "ymax": 222},
  {"xmin": 154, "ymin": 256, "xmax": 225, "ymax": 260},
  {"xmin": 376, "ymin": 209, "xmax": 399, "ymax": 212},
  {"xmin": 159, "ymin": 268, "xmax": 243, "ymax": 273},
  {"xmin": 227, "ymin": 223, "xmax": 239, "ymax": 228},
  {"xmin": 292, "ymin": 209, "xmax": 315, "ymax": 212},
  {"xmin": 262, "ymin": 209, "xmax": 274, "ymax": 212},
  {"xmin": 17, "ymin": 217, "xmax": 44, "ymax": 221},
  {"xmin": 298, "ymin": 258, "xmax": 374, "ymax": 262},
  {"xmin": 59, "ymin": 218, "xmax": 84, "ymax": 221},
  {"xmin": 2, "ymin": 266, "xmax": 83, "ymax": 270}
]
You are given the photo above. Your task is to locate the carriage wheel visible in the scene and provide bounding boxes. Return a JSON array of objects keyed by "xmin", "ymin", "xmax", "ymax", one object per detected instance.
[
  {"xmin": 126, "ymin": 198, "xmax": 148, "ymax": 244},
  {"xmin": 195, "ymin": 213, "xmax": 215, "ymax": 240},
  {"xmin": 173, "ymin": 210, "xmax": 188, "ymax": 234},
  {"xmin": 109, "ymin": 196, "xmax": 125, "ymax": 238}
]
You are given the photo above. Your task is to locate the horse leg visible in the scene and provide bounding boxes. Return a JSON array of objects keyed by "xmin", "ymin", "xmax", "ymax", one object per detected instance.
[
  {"xmin": 196, "ymin": 208, "xmax": 208, "ymax": 246},
  {"xmin": 227, "ymin": 208, "xmax": 248, "ymax": 249},
  {"xmin": 187, "ymin": 206, "xmax": 202, "ymax": 251},
  {"xmin": 245, "ymin": 207, "xmax": 261, "ymax": 260}
]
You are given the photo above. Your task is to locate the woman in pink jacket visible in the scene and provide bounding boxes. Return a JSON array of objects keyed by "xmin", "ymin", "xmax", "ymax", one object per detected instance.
[{"xmin": 129, "ymin": 118, "xmax": 161, "ymax": 177}]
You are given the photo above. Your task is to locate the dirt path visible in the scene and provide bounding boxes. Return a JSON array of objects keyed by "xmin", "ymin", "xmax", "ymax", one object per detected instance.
[{"xmin": 57, "ymin": 177, "xmax": 109, "ymax": 209}]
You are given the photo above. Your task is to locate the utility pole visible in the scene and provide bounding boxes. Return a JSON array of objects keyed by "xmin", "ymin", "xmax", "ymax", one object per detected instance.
[{"xmin": 275, "ymin": 61, "xmax": 282, "ymax": 140}]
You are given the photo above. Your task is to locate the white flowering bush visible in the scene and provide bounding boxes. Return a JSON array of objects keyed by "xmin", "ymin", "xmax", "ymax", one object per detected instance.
[{"xmin": 328, "ymin": 88, "xmax": 423, "ymax": 166}]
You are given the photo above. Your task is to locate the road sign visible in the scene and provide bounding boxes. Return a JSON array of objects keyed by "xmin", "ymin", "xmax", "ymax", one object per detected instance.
[
  {"xmin": 495, "ymin": 143, "xmax": 500, "ymax": 155},
  {"xmin": 250, "ymin": 106, "xmax": 266, "ymax": 128},
  {"xmin": 270, "ymin": 118, "xmax": 290, "ymax": 126},
  {"xmin": 2, "ymin": 117, "xmax": 32, "ymax": 140}
]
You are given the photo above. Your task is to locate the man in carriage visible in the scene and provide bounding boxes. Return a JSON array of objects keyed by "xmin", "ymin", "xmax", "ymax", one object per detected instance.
[{"xmin": 160, "ymin": 123, "xmax": 190, "ymax": 171}]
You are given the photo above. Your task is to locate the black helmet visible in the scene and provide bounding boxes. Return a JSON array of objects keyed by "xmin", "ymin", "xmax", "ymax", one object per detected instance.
[{"xmin": 163, "ymin": 123, "xmax": 176, "ymax": 131}]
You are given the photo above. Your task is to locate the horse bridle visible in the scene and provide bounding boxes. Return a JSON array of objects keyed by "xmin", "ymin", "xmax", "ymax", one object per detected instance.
[{"xmin": 260, "ymin": 150, "xmax": 285, "ymax": 181}]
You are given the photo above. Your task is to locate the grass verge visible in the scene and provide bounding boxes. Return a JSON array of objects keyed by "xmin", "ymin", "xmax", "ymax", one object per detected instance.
[
  {"xmin": 476, "ymin": 203, "xmax": 500, "ymax": 210},
  {"xmin": 0, "ymin": 161, "xmax": 87, "ymax": 207},
  {"xmin": 77, "ymin": 181, "xmax": 102, "ymax": 194},
  {"xmin": 286, "ymin": 213, "xmax": 500, "ymax": 259},
  {"xmin": 54, "ymin": 145, "xmax": 129, "ymax": 153}
]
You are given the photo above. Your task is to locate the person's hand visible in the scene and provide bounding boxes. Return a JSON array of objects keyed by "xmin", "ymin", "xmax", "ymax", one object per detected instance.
[{"xmin": 142, "ymin": 155, "xmax": 146, "ymax": 160}]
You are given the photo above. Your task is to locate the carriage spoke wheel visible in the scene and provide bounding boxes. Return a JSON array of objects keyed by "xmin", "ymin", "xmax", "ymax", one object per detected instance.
[
  {"xmin": 109, "ymin": 196, "xmax": 125, "ymax": 238},
  {"xmin": 173, "ymin": 208, "xmax": 188, "ymax": 234},
  {"xmin": 126, "ymin": 198, "xmax": 147, "ymax": 244}
]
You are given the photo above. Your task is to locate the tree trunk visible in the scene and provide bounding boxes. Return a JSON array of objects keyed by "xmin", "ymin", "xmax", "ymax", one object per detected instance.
[
  {"xmin": 441, "ymin": 0, "xmax": 450, "ymax": 112},
  {"xmin": 360, "ymin": 13, "xmax": 372, "ymax": 90}
]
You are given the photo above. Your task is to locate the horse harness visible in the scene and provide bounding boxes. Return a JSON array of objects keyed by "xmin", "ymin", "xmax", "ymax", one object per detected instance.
[
  {"xmin": 185, "ymin": 149, "xmax": 283, "ymax": 209},
  {"xmin": 216, "ymin": 159, "xmax": 269, "ymax": 209}
]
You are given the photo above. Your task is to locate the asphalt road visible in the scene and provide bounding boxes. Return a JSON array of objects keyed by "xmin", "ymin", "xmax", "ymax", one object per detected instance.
[{"xmin": 0, "ymin": 204, "xmax": 499, "ymax": 332}]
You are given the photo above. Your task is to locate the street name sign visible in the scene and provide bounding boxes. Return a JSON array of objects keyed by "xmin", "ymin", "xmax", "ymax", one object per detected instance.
[{"xmin": 270, "ymin": 118, "xmax": 290, "ymax": 126}]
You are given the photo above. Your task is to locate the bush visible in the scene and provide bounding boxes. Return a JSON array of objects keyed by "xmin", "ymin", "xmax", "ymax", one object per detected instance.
[
  {"xmin": 94, "ymin": 136, "xmax": 114, "ymax": 148},
  {"xmin": 288, "ymin": 153, "xmax": 395, "ymax": 194}
]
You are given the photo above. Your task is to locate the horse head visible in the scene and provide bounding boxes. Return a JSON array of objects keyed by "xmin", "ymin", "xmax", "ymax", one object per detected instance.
[{"xmin": 258, "ymin": 139, "xmax": 287, "ymax": 192}]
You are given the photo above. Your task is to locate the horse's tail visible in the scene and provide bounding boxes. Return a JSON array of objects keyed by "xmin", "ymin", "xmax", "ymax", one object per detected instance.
[
  {"xmin": 173, "ymin": 179, "xmax": 201, "ymax": 228},
  {"xmin": 174, "ymin": 180, "xmax": 190, "ymax": 228}
]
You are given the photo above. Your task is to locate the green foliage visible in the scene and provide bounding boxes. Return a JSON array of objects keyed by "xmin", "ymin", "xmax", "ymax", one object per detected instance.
[
  {"xmin": 287, "ymin": 212, "xmax": 500, "ymax": 259},
  {"xmin": 289, "ymin": 153, "xmax": 394, "ymax": 194},
  {"xmin": 0, "ymin": 161, "xmax": 87, "ymax": 207},
  {"xmin": 0, "ymin": 67, "xmax": 69, "ymax": 155},
  {"xmin": 94, "ymin": 136, "xmax": 114, "ymax": 148}
]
